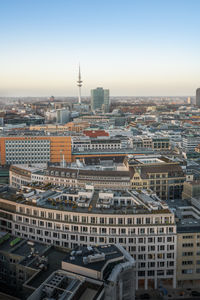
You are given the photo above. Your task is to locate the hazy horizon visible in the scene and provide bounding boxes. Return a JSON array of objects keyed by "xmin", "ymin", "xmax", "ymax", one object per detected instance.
[{"xmin": 1, "ymin": 0, "xmax": 200, "ymax": 97}]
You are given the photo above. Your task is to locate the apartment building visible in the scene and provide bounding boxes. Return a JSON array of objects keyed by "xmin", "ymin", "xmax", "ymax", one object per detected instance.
[{"xmin": 0, "ymin": 186, "xmax": 177, "ymax": 290}]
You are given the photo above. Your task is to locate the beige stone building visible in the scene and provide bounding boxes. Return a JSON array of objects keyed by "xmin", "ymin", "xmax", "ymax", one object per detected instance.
[{"xmin": 127, "ymin": 155, "xmax": 185, "ymax": 200}]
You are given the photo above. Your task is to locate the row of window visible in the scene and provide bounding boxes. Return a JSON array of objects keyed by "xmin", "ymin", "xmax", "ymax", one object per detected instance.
[
  {"xmin": 182, "ymin": 252, "xmax": 200, "ymax": 256},
  {"xmin": 16, "ymin": 211, "xmax": 174, "ymax": 226},
  {"xmin": 182, "ymin": 269, "xmax": 200, "ymax": 274},
  {"xmin": 182, "ymin": 260, "xmax": 200, "ymax": 265},
  {"xmin": 15, "ymin": 223, "xmax": 175, "ymax": 244},
  {"xmin": 138, "ymin": 270, "xmax": 173, "ymax": 277},
  {"xmin": 6, "ymin": 140, "xmax": 49, "ymax": 144}
]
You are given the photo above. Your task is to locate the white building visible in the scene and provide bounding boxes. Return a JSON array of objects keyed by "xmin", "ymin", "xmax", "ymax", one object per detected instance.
[
  {"xmin": 0, "ymin": 186, "xmax": 177, "ymax": 290},
  {"xmin": 56, "ymin": 109, "xmax": 70, "ymax": 124}
]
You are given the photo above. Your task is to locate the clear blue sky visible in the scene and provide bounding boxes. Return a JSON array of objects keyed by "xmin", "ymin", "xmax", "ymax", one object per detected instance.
[{"xmin": 0, "ymin": 0, "xmax": 200, "ymax": 97}]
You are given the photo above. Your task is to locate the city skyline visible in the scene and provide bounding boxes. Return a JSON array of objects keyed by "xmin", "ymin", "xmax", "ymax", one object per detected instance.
[{"xmin": 1, "ymin": 0, "xmax": 200, "ymax": 97}]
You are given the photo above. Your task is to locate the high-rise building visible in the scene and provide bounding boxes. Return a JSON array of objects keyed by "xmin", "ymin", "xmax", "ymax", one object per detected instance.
[
  {"xmin": 56, "ymin": 108, "xmax": 70, "ymax": 124},
  {"xmin": 91, "ymin": 87, "xmax": 110, "ymax": 112},
  {"xmin": 103, "ymin": 89, "xmax": 110, "ymax": 113},
  {"xmin": 196, "ymin": 88, "xmax": 200, "ymax": 107}
]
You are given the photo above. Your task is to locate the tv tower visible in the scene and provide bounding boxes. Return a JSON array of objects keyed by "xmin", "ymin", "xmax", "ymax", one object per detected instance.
[{"xmin": 77, "ymin": 64, "xmax": 82, "ymax": 104}]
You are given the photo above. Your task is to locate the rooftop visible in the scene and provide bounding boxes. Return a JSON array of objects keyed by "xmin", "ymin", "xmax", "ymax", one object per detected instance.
[
  {"xmin": 28, "ymin": 248, "xmax": 68, "ymax": 289},
  {"xmin": 0, "ymin": 186, "xmax": 171, "ymax": 215},
  {"xmin": 62, "ymin": 244, "xmax": 124, "ymax": 273},
  {"xmin": 167, "ymin": 199, "xmax": 200, "ymax": 233},
  {"xmin": 0, "ymin": 235, "xmax": 48, "ymax": 266}
]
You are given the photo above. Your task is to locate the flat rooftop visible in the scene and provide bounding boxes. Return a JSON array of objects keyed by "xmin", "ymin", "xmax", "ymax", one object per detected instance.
[
  {"xmin": 72, "ymin": 148, "xmax": 155, "ymax": 155},
  {"xmin": 0, "ymin": 186, "xmax": 171, "ymax": 215},
  {"xmin": 167, "ymin": 199, "xmax": 200, "ymax": 233},
  {"xmin": 28, "ymin": 248, "xmax": 68, "ymax": 289},
  {"xmin": 63, "ymin": 244, "xmax": 124, "ymax": 272},
  {"xmin": 13, "ymin": 242, "xmax": 47, "ymax": 266},
  {"xmin": 28, "ymin": 270, "xmax": 102, "ymax": 300}
]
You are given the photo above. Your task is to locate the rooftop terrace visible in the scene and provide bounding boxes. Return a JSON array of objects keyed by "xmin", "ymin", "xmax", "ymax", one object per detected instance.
[{"xmin": 0, "ymin": 186, "xmax": 171, "ymax": 215}]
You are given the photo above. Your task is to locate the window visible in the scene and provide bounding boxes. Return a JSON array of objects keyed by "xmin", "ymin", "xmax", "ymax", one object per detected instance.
[
  {"xmin": 167, "ymin": 270, "xmax": 174, "ymax": 275},
  {"xmin": 138, "ymin": 254, "xmax": 145, "ymax": 260},
  {"xmin": 118, "ymin": 218, "xmax": 123, "ymax": 225},
  {"xmin": 100, "ymin": 218, "xmax": 105, "ymax": 224},
  {"xmin": 82, "ymin": 216, "xmax": 87, "ymax": 223},
  {"xmin": 182, "ymin": 252, "xmax": 193, "ymax": 256},
  {"xmin": 182, "ymin": 261, "xmax": 193, "ymax": 265},
  {"xmin": 109, "ymin": 218, "xmax": 114, "ymax": 224},
  {"xmin": 183, "ymin": 243, "xmax": 193, "ymax": 247},
  {"xmin": 148, "ymin": 270, "xmax": 155, "ymax": 276},
  {"xmin": 157, "ymin": 270, "xmax": 164, "ymax": 276},
  {"xmin": 127, "ymin": 218, "xmax": 132, "ymax": 225},
  {"xmin": 183, "ymin": 235, "xmax": 193, "ymax": 239},
  {"xmin": 140, "ymin": 262, "xmax": 146, "ymax": 268},
  {"xmin": 167, "ymin": 253, "xmax": 173, "ymax": 259},
  {"xmin": 182, "ymin": 269, "xmax": 193, "ymax": 274}
]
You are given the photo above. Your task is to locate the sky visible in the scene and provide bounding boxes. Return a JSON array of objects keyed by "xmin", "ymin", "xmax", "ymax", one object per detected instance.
[{"xmin": 0, "ymin": 0, "xmax": 200, "ymax": 97}]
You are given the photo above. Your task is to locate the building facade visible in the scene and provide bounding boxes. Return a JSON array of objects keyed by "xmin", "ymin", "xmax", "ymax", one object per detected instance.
[
  {"xmin": 127, "ymin": 155, "xmax": 185, "ymax": 200},
  {"xmin": 56, "ymin": 109, "xmax": 70, "ymax": 124},
  {"xmin": 196, "ymin": 88, "xmax": 200, "ymax": 107},
  {"xmin": 182, "ymin": 134, "xmax": 200, "ymax": 153},
  {"xmin": 0, "ymin": 135, "xmax": 72, "ymax": 165},
  {"xmin": 91, "ymin": 87, "xmax": 110, "ymax": 112},
  {"xmin": 9, "ymin": 164, "xmax": 131, "ymax": 190},
  {"xmin": 0, "ymin": 186, "xmax": 177, "ymax": 290}
]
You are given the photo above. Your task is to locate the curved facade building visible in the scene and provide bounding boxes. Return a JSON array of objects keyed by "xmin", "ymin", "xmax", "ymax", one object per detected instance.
[
  {"xmin": 10, "ymin": 154, "xmax": 185, "ymax": 200},
  {"xmin": 0, "ymin": 186, "xmax": 177, "ymax": 290}
]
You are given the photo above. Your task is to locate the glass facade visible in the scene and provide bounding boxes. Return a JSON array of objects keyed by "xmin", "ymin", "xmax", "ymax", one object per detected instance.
[{"xmin": 91, "ymin": 87, "xmax": 110, "ymax": 112}]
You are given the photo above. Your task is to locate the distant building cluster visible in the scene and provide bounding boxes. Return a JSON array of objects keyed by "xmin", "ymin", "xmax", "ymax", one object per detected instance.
[{"xmin": 1, "ymin": 87, "xmax": 200, "ymax": 298}]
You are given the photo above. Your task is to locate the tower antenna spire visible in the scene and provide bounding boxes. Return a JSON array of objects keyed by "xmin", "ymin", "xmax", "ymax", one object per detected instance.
[{"xmin": 77, "ymin": 64, "xmax": 82, "ymax": 104}]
